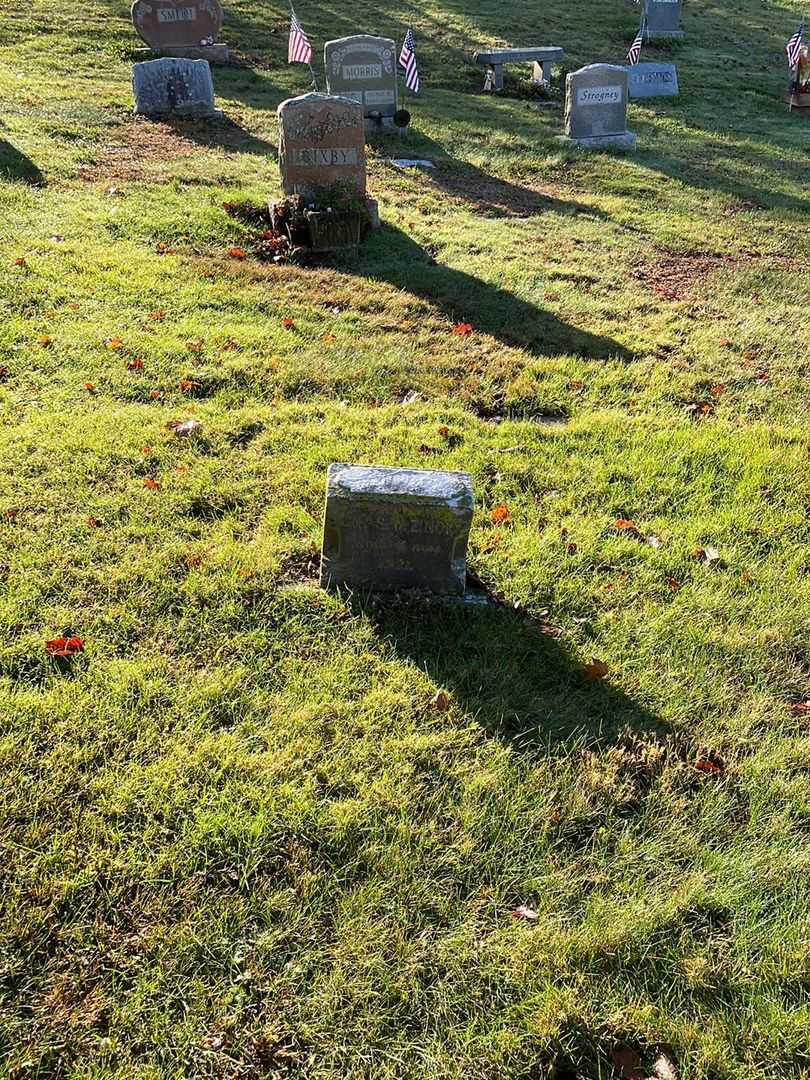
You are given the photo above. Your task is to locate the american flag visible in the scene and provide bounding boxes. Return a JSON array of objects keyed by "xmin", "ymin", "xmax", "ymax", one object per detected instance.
[
  {"xmin": 786, "ymin": 21, "xmax": 805, "ymax": 68},
  {"xmin": 627, "ymin": 18, "xmax": 645, "ymax": 65},
  {"xmin": 399, "ymin": 28, "xmax": 419, "ymax": 93},
  {"xmin": 288, "ymin": 8, "xmax": 312, "ymax": 65}
]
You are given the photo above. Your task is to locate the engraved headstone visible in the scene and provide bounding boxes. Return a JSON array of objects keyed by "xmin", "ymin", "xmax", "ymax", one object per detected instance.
[
  {"xmin": 645, "ymin": 0, "xmax": 684, "ymax": 39},
  {"xmin": 132, "ymin": 57, "xmax": 219, "ymax": 117},
  {"xmin": 277, "ymin": 92, "xmax": 366, "ymax": 198},
  {"xmin": 562, "ymin": 64, "xmax": 636, "ymax": 149},
  {"xmin": 131, "ymin": 0, "xmax": 224, "ymax": 50},
  {"xmin": 320, "ymin": 464, "xmax": 474, "ymax": 595},
  {"xmin": 324, "ymin": 35, "xmax": 398, "ymax": 121},
  {"xmin": 627, "ymin": 62, "xmax": 679, "ymax": 98}
]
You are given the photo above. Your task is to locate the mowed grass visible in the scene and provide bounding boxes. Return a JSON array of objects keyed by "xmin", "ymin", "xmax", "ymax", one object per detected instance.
[{"xmin": 1, "ymin": 0, "xmax": 810, "ymax": 1076}]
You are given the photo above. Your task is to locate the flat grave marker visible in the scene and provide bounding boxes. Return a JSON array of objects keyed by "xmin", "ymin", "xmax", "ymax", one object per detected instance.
[{"xmin": 627, "ymin": 62, "xmax": 679, "ymax": 98}]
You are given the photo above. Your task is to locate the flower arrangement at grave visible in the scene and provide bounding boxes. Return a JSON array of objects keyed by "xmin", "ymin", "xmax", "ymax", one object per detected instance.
[{"xmin": 789, "ymin": 44, "xmax": 810, "ymax": 104}]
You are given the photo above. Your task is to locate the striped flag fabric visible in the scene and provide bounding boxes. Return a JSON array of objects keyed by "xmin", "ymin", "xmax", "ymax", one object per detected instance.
[
  {"xmin": 288, "ymin": 7, "xmax": 312, "ymax": 65},
  {"xmin": 627, "ymin": 18, "xmax": 645, "ymax": 65},
  {"xmin": 399, "ymin": 28, "xmax": 420, "ymax": 93},
  {"xmin": 786, "ymin": 21, "xmax": 805, "ymax": 68}
]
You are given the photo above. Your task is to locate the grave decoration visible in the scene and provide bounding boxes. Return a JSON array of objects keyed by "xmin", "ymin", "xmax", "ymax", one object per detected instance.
[
  {"xmin": 473, "ymin": 46, "xmax": 565, "ymax": 92},
  {"xmin": 132, "ymin": 57, "xmax": 221, "ymax": 118},
  {"xmin": 324, "ymin": 35, "xmax": 400, "ymax": 129},
  {"xmin": 271, "ymin": 92, "xmax": 379, "ymax": 253},
  {"xmin": 131, "ymin": 0, "xmax": 229, "ymax": 63},
  {"xmin": 320, "ymin": 464, "xmax": 475, "ymax": 596},
  {"xmin": 559, "ymin": 64, "xmax": 636, "ymax": 149},
  {"xmin": 786, "ymin": 44, "xmax": 810, "ymax": 112},
  {"xmin": 627, "ymin": 62, "xmax": 679, "ymax": 98},
  {"xmin": 645, "ymin": 0, "xmax": 684, "ymax": 40}
]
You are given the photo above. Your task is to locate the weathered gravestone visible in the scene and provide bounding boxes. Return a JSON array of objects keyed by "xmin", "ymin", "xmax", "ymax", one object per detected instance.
[
  {"xmin": 320, "ymin": 464, "xmax": 474, "ymax": 595},
  {"xmin": 277, "ymin": 92, "xmax": 367, "ymax": 198},
  {"xmin": 324, "ymin": 35, "xmax": 398, "ymax": 124},
  {"xmin": 131, "ymin": 0, "xmax": 229, "ymax": 63},
  {"xmin": 645, "ymin": 0, "xmax": 684, "ymax": 39},
  {"xmin": 627, "ymin": 62, "xmax": 679, "ymax": 98},
  {"xmin": 561, "ymin": 64, "xmax": 636, "ymax": 149},
  {"xmin": 132, "ymin": 57, "xmax": 220, "ymax": 118}
]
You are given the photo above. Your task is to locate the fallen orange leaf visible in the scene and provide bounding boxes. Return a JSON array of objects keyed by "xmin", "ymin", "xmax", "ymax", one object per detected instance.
[
  {"xmin": 105, "ymin": 337, "xmax": 124, "ymax": 350},
  {"xmin": 695, "ymin": 758, "xmax": 724, "ymax": 776},
  {"xmin": 452, "ymin": 322, "xmax": 473, "ymax": 336},
  {"xmin": 227, "ymin": 246, "xmax": 246, "ymax": 259},
  {"xmin": 490, "ymin": 504, "xmax": 512, "ymax": 525},
  {"xmin": 788, "ymin": 701, "xmax": 810, "ymax": 716},
  {"xmin": 45, "ymin": 636, "xmax": 84, "ymax": 658},
  {"xmin": 38, "ymin": 335, "xmax": 52, "ymax": 347},
  {"xmin": 281, "ymin": 317, "xmax": 295, "ymax": 329},
  {"xmin": 149, "ymin": 390, "xmax": 163, "ymax": 400},
  {"xmin": 14, "ymin": 257, "xmax": 26, "ymax": 267},
  {"xmin": 582, "ymin": 658, "xmax": 609, "ymax": 681},
  {"xmin": 126, "ymin": 357, "xmax": 144, "ymax": 371},
  {"xmin": 84, "ymin": 383, "xmax": 96, "ymax": 394},
  {"xmin": 143, "ymin": 477, "xmax": 160, "ymax": 490}
]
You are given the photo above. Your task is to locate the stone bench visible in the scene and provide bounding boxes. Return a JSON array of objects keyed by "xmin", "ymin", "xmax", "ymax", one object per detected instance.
[{"xmin": 473, "ymin": 47, "xmax": 564, "ymax": 91}]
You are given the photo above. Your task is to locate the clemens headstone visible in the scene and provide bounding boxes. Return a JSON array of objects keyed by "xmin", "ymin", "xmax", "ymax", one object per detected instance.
[
  {"xmin": 324, "ymin": 35, "xmax": 398, "ymax": 124},
  {"xmin": 627, "ymin": 62, "xmax": 679, "ymax": 98},
  {"xmin": 645, "ymin": 0, "xmax": 684, "ymax": 39},
  {"xmin": 131, "ymin": 0, "xmax": 229, "ymax": 63},
  {"xmin": 320, "ymin": 464, "xmax": 474, "ymax": 596},
  {"xmin": 132, "ymin": 57, "xmax": 220, "ymax": 118},
  {"xmin": 562, "ymin": 64, "xmax": 636, "ymax": 149},
  {"xmin": 277, "ymin": 92, "xmax": 366, "ymax": 198}
]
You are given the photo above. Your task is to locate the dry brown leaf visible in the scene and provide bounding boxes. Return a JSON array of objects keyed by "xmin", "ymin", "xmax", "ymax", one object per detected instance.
[
  {"xmin": 582, "ymin": 658, "xmax": 608, "ymax": 682},
  {"xmin": 431, "ymin": 690, "xmax": 450, "ymax": 712}
]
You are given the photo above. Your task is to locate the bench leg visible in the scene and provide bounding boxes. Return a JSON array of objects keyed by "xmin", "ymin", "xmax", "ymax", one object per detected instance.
[
  {"xmin": 531, "ymin": 60, "xmax": 551, "ymax": 85},
  {"xmin": 492, "ymin": 64, "xmax": 504, "ymax": 91}
]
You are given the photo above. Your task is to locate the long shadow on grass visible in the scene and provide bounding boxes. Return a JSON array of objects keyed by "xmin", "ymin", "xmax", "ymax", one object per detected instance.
[
  {"xmin": 0, "ymin": 139, "xmax": 44, "ymax": 185},
  {"xmin": 346, "ymin": 224, "xmax": 631, "ymax": 359},
  {"xmin": 369, "ymin": 595, "xmax": 665, "ymax": 752}
]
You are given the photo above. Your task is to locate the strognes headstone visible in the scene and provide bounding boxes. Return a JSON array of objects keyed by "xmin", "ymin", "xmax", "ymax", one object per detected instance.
[
  {"xmin": 320, "ymin": 464, "xmax": 474, "ymax": 595},
  {"xmin": 324, "ymin": 35, "xmax": 398, "ymax": 121},
  {"xmin": 645, "ymin": 0, "xmax": 684, "ymax": 39},
  {"xmin": 132, "ymin": 57, "xmax": 219, "ymax": 117},
  {"xmin": 131, "ymin": 0, "xmax": 224, "ymax": 49},
  {"xmin": 627, "ymin": 62, "xmax": 679, "ymax": 98},
  {"xmin": 563, "ymin": 64, "xmax": 636, "ymax": 149},
  {"xmin": 277, "ymin": 92, "xmax": 366, "ymax": 198}
]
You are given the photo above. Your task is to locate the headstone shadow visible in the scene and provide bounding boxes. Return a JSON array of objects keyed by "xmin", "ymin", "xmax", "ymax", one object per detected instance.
[
  {"xmin": 159, "ymin": 115, "xmax": 276, "ymax": 156},
  {"xmin": 366, "ymin": 594, "xmax": 667, "ymax": 755},
  {"xmin": 344, "ymin": 223, "xmax": 632, "ymax": 360},
  {"xmin": 0, "ymin": 139, "xmax": 44, "ymax": 185}
]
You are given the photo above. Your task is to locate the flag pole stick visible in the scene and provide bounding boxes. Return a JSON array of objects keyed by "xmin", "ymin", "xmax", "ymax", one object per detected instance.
[{"xmin": 309, "ymin": 62, "xmax": 318, "ymax": 90}]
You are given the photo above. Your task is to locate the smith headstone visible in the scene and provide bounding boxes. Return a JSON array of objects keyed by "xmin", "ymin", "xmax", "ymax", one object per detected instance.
[
  {"xmin": 277, "ymin": 92, "xmax": 366, "ymax": 198},
  {"xmin": 324, "ymin": 35, "xmax": 398, "ymax": 121},
  {"xmin": 627, "ymin": 62, "xmax": 679, "ymax": 98},
  {"xmin": 131, "ymin": 0, "xmax": 224, "ymax": 49},
  {"xmin": 320, "ymin": 464, "xmax": 474, "ymax": 595},
  {"xmin": 132, "ymin": 57, "xmax": 219, "ymax": 117},
  {"xmin": 563, "ymin": 64, "xmax": 636, "ymax": 149},
  {"xmin": 645, "ymin": 0, "xmax": 684, "ymax": 39}
]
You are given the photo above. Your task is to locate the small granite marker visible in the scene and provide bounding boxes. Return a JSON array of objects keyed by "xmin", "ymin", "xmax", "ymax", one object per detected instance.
[
  {"xmin": 132, "ymin": 57, "xmax": 220, "ymax": 118},
  {"xmin": 320, "ymin": 464, "xmax": 474, "ymax": 596},
  {"xmin": 645, "ymin": 0, "xmax": 684, "ymax": 40},
  {"xmin": 561, "ymin": 64, "xmax": 636, "ymax": 149},
  {"xmin": 131, "ymin": 0, "xmax": 229, "ymax": 62},
  {"xmin": 277, "ymin": 92, "xmax": 367, "ymax": 199},
  {"xmin": 324, "ymin": 35, "xmax": 398, "ymax": 125},
  {"xmin": 627, "ymin": 62, "xmax": 679, "ymax": 98}
]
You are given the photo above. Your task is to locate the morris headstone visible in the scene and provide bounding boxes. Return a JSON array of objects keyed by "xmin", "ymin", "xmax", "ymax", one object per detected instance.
[
  {"xmin": 132, "ymin": 57, "xmax": 220, "ymax": 118},
  {"xmin": 131, "ymin": 0, "xmax": 229, "ymax": 63},
  {"xmin": 562, "ymin": 64, "xmax": 636, "ymax": 149},
  {"xmin": 320, "ymin": 464, "xmax": 474, "ymax": 595},
  {"xmin": 277, "ymin": 92, "xmax": 366, "ymax": 198},
  {"xmin": 324, "ymin": 35, "xmax": 398, "ymax": 124},
  {"xmin": 645, "ymin": 0, "xmax": 684, "ymax": 39},
  {"xmin": 627, "ymin": 62, "xmax": 679, "ymax": 98}
]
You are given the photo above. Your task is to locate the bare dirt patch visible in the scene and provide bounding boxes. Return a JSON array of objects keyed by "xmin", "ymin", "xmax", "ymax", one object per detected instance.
[
  {"xmin": 632, "ymin": 250, "xmax": 802, "ymax": 301},
  {"xmin": 78, "ymin": 118, "xmax": 276, "ymax": 182}
]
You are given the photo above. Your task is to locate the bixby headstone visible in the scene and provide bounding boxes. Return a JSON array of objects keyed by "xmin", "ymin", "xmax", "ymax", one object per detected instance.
[
  {"xmin": 277, "ymin": 92, "xmax": 366, "ymax": 198},
  {"xmin": 324, "ymin": 35, "xmax": 398, "ymax": 123},
  {"xmin": 562, "ymin": 64, "xmax": 636, "ymax": 149},
  {"xmin": 645, "ymin": 0, "xmax": 684, "ymax": 39},
  {"xmin": 627, "ymin": 62, "xmax": 679, "ymax": 98},
  {"xmin": 320, "ymin": 464, "xmax": 474, "ymax": 595},
  {"xmin": 132, "ymin": 57, "xmax": 220, "ymax": 118}
]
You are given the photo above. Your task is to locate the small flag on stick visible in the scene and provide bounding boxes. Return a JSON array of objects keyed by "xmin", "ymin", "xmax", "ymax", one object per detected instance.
[
  {"xmin": 627, "ymin": 17, "xmax": 645, "ymax": 65},
  {"xmin": 786, "ymin": 20, "xmax": 805, "ymax": 68},
  {"xmin": 288, "ymin": 7, "xmax": 312, "ymax": 65},
  {"xmin": 399, "ymin": 28, "xmax": 420, "ymax": 93}
]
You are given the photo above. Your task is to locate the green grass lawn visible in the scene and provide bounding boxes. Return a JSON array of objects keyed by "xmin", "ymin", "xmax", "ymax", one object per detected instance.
[{"xmin": 2, "ymin": 0, "xmax": 810, "ymax": 1076}]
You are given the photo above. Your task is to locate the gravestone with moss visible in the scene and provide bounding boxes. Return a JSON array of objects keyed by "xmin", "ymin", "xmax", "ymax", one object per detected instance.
[{"xmin": 320, "ymin": 464, "xmax": 474, "ymax": 595}]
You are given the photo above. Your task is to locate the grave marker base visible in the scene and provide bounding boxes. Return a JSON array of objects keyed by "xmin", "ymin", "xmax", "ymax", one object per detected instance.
[{"xmin": 557, "ymin": 132, "xmax": 636, "ymax": 150}]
